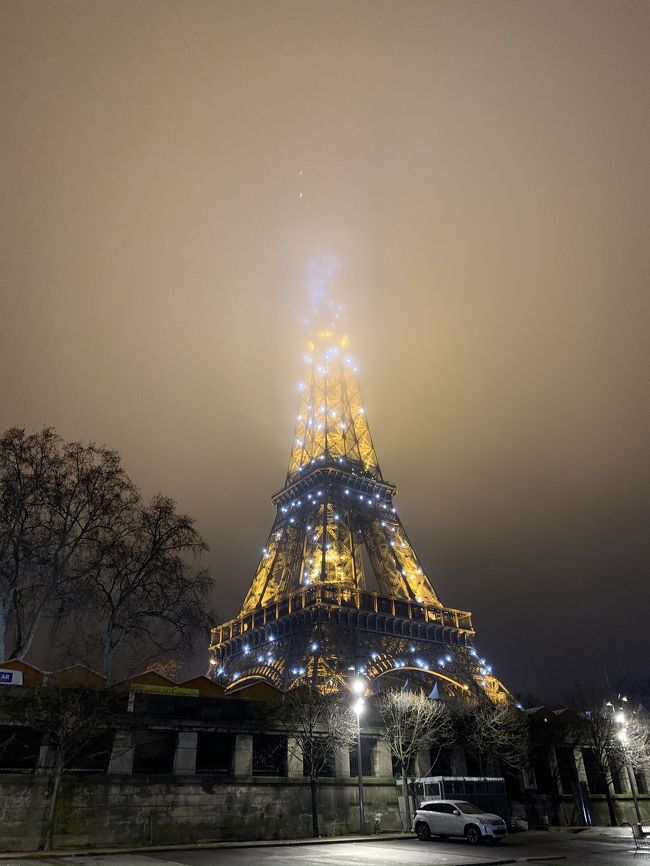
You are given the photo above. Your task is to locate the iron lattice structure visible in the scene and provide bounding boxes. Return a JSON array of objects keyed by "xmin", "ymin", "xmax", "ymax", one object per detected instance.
[{"xmin": 210, "ymin": 300, "xmax": 509, "ymax": 703}]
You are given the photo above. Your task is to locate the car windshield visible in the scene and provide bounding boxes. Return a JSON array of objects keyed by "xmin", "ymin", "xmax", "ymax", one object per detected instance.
[{"xmin": 455, "ymin": 801, "xmax": 483, "ymax": 815}]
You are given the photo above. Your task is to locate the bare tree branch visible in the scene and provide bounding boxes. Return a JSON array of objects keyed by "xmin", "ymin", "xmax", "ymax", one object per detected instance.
[
  {"xmin": 276, "ymin": 684, "xmax": 356, "ymax": 837},
  {"xmin": 456, "ymin": 701, "xmax": 528, "ymax": 775},
  {"xmin": 0, "ymin": 428, "xmax": 214, "ymax": 679},
  {"xmin": 376, "ymin": 689, "xmax": 454, "ymax": 829}
]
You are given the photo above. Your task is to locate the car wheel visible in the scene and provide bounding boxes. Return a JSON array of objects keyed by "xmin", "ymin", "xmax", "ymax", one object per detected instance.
[
  {"xmin": 415, "ymin": 822, "xmax": 431, "ymax": 841},
  {"xmin": 465, "ymin": 825, "xmax": 482, "ymax": 845}
]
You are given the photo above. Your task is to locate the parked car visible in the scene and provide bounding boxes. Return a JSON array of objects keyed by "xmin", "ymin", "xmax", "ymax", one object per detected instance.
[{"xmin": 412, "ymin": 799, "xmax": 508, "ymax": 844}]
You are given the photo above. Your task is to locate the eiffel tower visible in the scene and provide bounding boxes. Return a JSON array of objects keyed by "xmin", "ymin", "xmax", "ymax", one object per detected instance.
[{"xmin": 210, "ymin": 286, "xmax": 509, "ymax": 703}]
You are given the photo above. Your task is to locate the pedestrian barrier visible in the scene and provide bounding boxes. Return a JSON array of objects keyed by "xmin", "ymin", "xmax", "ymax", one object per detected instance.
[
  {"xmin": 367, "ymin": 811, "xmax": 412, "ymax": 833},
  {"xmin": 626, "ymin": 822, "xmax": 650, "ymax": 856}
]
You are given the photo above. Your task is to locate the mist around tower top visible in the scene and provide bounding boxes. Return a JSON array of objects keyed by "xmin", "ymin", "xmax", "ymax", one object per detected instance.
[{"xmin": 306, "ymin": 255, "xmax": 344, "ymax": 334}]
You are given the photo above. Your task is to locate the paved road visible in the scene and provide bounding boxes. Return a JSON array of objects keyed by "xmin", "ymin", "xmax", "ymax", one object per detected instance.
[{"xmin": 1, "ymin": 832, "xmax": 641, "ymax": 866}]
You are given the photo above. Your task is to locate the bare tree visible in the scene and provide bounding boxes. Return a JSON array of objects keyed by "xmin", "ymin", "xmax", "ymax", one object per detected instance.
[
  {"xmin": 0, "ymin": 428, "xmax": 136, "ymax": 660},
  {"xmin": 376, "ymin": 689, "xmax": 454, "ymax": 828},
  {"xmin": 575, "ymin": 704, "xmax": 620, "ymax": 825},
  {"xmin": 0, "ymin": 685, "xmax": 124, "ymax": 850},
  {"xmin": 527, "ymin": 708, "xmax": 582, "ymax": 825},
  {"xmin": 616, "ymin": 706, "xmax": 650, "ymax": 770},
  {"xmin": 0, "ymin": 428, "xmax": 214, "ymax": 678},
  {"xmin": 148, "ymin": 658, "xmax": 184, "ymax": 679},
  {"xmin": 277, "ymin": 685, "xmax": 356, "ymax": 837},
  {"xmin": 87, "ymin": 494, "xmax": 212, "ymax": 679},
  {"xmin": 605, "ymin": 702, "xmax": 650, "ymax": 824},
  {"xmin": 564, "ymin": 686, "xmax": 645, "ymax": 827},
  {"xmin": 455, "ymin": 700, "xmax": 528, "ymax": 776}
]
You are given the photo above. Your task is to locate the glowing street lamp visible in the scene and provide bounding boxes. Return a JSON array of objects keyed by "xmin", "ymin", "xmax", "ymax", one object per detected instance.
[{"xmin": 351, "ymin": 677, "xmax": 366, "ymax": 834}]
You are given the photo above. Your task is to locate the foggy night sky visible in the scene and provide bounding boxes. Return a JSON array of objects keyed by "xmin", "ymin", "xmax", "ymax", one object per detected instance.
[{"xmin": 1, "ymin": 1, "xmax": 648, "ymax": 701}]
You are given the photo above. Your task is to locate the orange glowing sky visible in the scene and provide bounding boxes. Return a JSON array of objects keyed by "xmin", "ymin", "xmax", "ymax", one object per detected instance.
[{"xmin": 1, "ymin": 0, "xmax": 648, "ymax": 698}]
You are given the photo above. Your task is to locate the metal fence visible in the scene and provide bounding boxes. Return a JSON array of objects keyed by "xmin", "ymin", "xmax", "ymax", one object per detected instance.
[{"xmin": 366, "ymin": 810, "xmax": 412, "ymax": 833}]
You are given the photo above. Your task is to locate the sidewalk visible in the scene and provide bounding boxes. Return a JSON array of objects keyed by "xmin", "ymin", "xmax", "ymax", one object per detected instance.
[
  {"xmin": 537, "ymin": 824, "xmax": 642, "ymax": 842},
  {"xmin": 0, "ymin": 832, "xmax": 414, "ymax": 861}
]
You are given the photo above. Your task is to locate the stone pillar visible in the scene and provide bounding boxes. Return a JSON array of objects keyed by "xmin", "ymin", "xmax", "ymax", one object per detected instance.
[
  {"xmin": 414, "ymin": 749, "xmax": 431, "ymax": 777},
  {"xmin": 573, "ymin": 747, "xmax": 588, "ymax": 784},
  {"xmin": 548, "ymin": 746, "xmax": 563, "ymax": 794},
  {"xmin": 173, "ymin": 731, "xmax": 197, "ymax": 775},
  {"xmin": 372, "ymin": 740, "xmax": 393, "ymax": 777},
  {"xmin": 233, "ymin": 734, "xmax": 253, "ymax": 777},
  {"xmin": 109, "ymin": 731, "xmax": 135, "ymax": 775},
  {"xmin": 287, "ymin": 737, "xmax": 303, "ymax": 778},
  {"xmin": 451, "ymin": 746, "xmax": 468, "ymax": 775},
  {"xmin": 35, "ymin": 742, "xmax": 55, "ymax": 775},
  {"xmin": 334, "ymin": 744, "xmax": 351, "ymax": 778},
  {"xmin": 618, "ymin": 763, "xmax": 632, "ymax": 793},
  {"xmin": 633, "ymin": 768, "xmax": 647, "ymax": 795}
]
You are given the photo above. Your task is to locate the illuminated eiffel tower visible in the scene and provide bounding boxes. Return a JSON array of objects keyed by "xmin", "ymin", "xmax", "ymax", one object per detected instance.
[{"xmin": 210, "ymin": 280, "xmax": 509, "ymax": 703}]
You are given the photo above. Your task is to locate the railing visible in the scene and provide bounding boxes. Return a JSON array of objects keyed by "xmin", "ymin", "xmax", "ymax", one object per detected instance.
[
  {"xmin": 366, "ymin": 811, "xmax": 412, "ymax": 833},
  {"xmin": 211, "ymin": 585, "xmax": 473, "ymax": 647}
]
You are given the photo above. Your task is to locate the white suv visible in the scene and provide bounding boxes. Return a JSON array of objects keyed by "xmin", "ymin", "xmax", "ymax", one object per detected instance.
[{"xmin": 413, "ymin": 799, "xmax": 508, "ymax": 844}]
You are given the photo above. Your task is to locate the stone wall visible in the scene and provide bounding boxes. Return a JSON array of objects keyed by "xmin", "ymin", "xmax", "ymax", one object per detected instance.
[
  {"xmin": 2, "ymin": 687, "xmax": 649, "ymax": 851},
  {"xmin": 0, "ymin": 774, "xmax": 401, "ymax": 852}
]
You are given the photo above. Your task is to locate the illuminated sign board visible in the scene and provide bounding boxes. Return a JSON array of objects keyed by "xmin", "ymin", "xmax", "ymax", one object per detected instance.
[{"xmin": 129, "ymin": 684, "xmax": 199, "ymax": 697}]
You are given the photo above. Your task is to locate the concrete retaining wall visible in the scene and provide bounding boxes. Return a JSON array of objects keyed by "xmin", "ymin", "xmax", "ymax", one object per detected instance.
[{"xmin": 0, "ymin": 774, "xmax": 401, "ymax": 851}]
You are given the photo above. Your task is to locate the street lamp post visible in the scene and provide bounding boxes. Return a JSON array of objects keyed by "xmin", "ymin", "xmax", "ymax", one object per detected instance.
[
  {"xmin": 351, "ymin": 678, "xmax": 366, "ymax": 834},
  {"xmin": 616, "ymin": 710, "xmax": 642, "ymax": 824}
]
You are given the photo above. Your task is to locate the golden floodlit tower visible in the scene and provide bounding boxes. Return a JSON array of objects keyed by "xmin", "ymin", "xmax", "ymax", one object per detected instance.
[{"xmin": 210, "ymin": 269, "xmax": 509, "ymax": 703}]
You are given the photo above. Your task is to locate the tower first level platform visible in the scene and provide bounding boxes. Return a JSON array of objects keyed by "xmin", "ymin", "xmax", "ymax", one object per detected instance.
[{"xmin": 211, "ymin": 584, "xmax": 508, "ymax": 700}]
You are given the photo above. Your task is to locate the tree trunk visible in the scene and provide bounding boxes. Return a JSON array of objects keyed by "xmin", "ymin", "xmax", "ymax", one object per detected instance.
[
  {"xmin": 601, "ymin": 762, "xmax": 618, "ymax": 826},
  {"xmin": 13, "ymin": 607, "xmax": 43, "ymax": 660},
  {"xmin": 310, "ymin": 776, "xmax": 319, "ymax": 837},
  {"xmin": 604, "ymin": 787, "xmax": 618, "ymax": 826},
  {"xmin": 0, "ymin": 600, "xmax": 7, "ymax": 660},
  {"xmin": 400, "ymin": 764, "xmax": 410, "ymax": 830},
  {"xmin": 103, "ymin": 623, "xmax": 114, "ymax": 680},
  {"xmin": 43, "ymin": 755, "xmax": 64, "ymax": 851}
]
